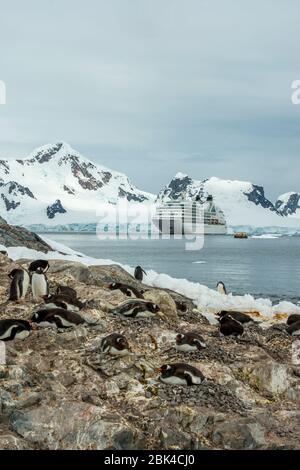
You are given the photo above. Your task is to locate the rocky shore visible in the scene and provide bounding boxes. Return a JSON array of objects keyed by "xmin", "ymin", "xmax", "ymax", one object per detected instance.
[{"xmin": 0, "ymin": 250, "xmax": 300, "ymax": 450}]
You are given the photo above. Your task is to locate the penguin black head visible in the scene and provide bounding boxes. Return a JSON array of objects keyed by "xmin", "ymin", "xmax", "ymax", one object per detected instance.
[
  {"xmin": 28, "ymin": 259, "xmax": 49, "ymax": 273},
  {"xmin": 146, "ymin": 302, "xmax": 159, "ymax": 313},
  {"xmin": 8, "ymin": 268, "xmax": 20, "ymax": 279},
  {"xmin": 108, "ymin": 282, "xmax": 120, "ymax": 290}
]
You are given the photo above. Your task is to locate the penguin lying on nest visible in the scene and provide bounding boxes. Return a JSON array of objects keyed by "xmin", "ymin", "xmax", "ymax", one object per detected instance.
[
  {"xmin": 218, "ymin": 315, "xmax": 244, "ymax": 337},
  {"xmin": 0, "ymin": 319, "xmax": 32, "ymax": 341},
  {"xmin": 106, "ymin": 282, "xmax": 144, "ymax": 299},
  {"xmin": 175, "ymin": 332, "xmax": 206, "ymax": 352},
  {"xmin": 286, "ymin": 314, "xmax": 300, "ymax": 326},
  {"xmin": 8, "ymin": 269, "xmax": 30, "ymax": 302},
  {"xmin": 110, "ymin": 299, "xmax": 159, "ymax": 318},
  {"xmin": 100, "ymin": 333, "xmax": 130, "ymax": 356},
  {"xmin": 286, "ymin": 320, "xmax": 300, "ymax": 336},
  {"xmin": 217, "ymin": 310, "xmax": 253, "ymax": 324},
  {"xmin": 56, "ymin": 285, "xmax": 77, "ymax": 299},
  {"xmin": 157, "ymin": 363, "xmax": 205, "ymax": 386},
  {"xmin": 32, "ymin": 308, "xmax": 86, "ymax": 328},
  {"xmin": 42, "ymin": 293, "xmax": 85, "ymax": 311}
]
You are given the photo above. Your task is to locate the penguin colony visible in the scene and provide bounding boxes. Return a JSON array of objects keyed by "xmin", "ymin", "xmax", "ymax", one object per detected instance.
[{"xmin": 1, "ymin": 267, "xmax": 299, "ymax": 387}]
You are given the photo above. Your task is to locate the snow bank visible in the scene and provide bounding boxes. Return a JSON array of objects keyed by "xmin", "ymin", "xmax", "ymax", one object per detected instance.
[{"xmin": 2, "ymin": 236, "xmax": 300, "ymax": 321}]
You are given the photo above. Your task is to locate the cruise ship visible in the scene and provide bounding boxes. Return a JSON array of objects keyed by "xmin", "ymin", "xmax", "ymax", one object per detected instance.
[{"xmin": 152, "ymin": 194, "xmax": 227, "ymax": 235}]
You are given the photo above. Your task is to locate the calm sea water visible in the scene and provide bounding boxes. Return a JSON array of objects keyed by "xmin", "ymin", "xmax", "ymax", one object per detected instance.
[{"xmin": 45, "ymin": 233, "xmax": 300, "ymax": 304}]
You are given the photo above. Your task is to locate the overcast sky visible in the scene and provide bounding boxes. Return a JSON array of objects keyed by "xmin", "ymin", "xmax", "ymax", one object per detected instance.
[{"xmin": 0, "ymin": 0, "xmax": 299, "ymax": 199}]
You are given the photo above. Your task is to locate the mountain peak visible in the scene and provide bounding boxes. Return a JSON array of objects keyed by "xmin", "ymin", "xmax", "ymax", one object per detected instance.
[{"xmin": 26, "ymin": 142, "xmax": 81, "ymax": 164}]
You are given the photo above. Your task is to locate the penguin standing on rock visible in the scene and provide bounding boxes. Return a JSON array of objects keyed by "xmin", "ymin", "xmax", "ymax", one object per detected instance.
[
  {"xmin": 134, "ymin": 266, "xmax": 147, "ymax": 281},
  {"xmin": 29, "ymin": 260, "xmax": 49, "ymax": 273},
  {"xmin": 158, "ymin": 363, "xmax": 205, "ymax": 386},
  {"xmin": 111, "ymin": 299, "xmax": 159, "ymax": 318},
  {"xmin": 0, "ymin": 319, "xmax": 32, "ymax": 341},
  {"xmin": 100, "ymin": 333, "xmax": 130, "ymax": 356},
  {"xmin": 216, "ymin": 282, "xmax": 227, "ymax": 295},
  {"xmin": 32, "ymin": 308, "xmax": 85, "ymax": 328},
  {"xmin": 217, "ymin": 310, "xmax": 253, "ymax": 324},
  {"xmin": 107, "ymin": 282, "xmax": 144, "ymax": 298},
  {"xmin": 175, "ymin": 332, "xmax": 206, "ymax": 352},
  {"xmin": 219, "ymin": 315, "xmax": 244, "ymax": 337},
  {"xmin": 8, "ymin": 268, "xmax": 30, "ymax": 302},
  {"xmin": 31, "ymin": 267, "xmax": 49, "ymax": 302}
]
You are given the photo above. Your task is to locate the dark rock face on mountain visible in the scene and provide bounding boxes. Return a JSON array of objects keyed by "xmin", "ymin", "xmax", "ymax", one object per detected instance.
[
  {"xmin": 244, "ymin": 185, "xmax": 277, "ymax": 212},
  {"xmin": 0, "ymin": 216, "xmax": 51, "ymax": 252},
  {"xmin": 0, "ymin": 254, "xmax": 299, "ymax": 450},
  {"xmin": 276, "ymin": 193, "xmax": 300, "ymax": 216},
  {"xmin": 46, "ymin": 200, "xmax": 67, "ymax": 219},
  {"xmin": 157, "ymin": 174, "xmax": 194, "ymax": 201}
]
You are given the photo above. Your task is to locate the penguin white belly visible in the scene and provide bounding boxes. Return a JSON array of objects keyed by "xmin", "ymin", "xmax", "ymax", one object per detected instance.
[
  {"xmin": 185, "ymin": 371, "xmax": 202, "ymax": 384},
  {"xmin": 15, "ymin": 330, "xmax": 30, "ymax": 340},
  {"xmin": 21, "ymin": 271, "xmax": 30, "ymax": 298},
  {"xmin": 160, "ymin": 375, "xmax": 187, "ymax": 385},
  {"xmin": 0, "ymin": 325, "xmax": 16, "ymax": 340},
  {"xmin": 110, "ymin": 346, "xmax": 129, "ymax": 356},
  {"xmin": 135, "ymin": 310, "xmax": 156, "ymax": 318},
  {"xmin": 31, "ymin": 274, "xmax": 48, "ymax": 301},
  {"xmin": 44, "ymin": 303, "xmax": 58, "ymax": 309},
  {"xmin": 65, "ymin": 302, "xmax": 79, "ymax": 311},
  {"xmin": 37, "ymin": 321, "xmax": 56, "ymax": 328},
  {"xmin": 176, "ymin": 343, "xmax": 197, "ymax": 352},
  {"xmin": 292, "ymin": 328, "xmax": 300, "ymax": 336}
]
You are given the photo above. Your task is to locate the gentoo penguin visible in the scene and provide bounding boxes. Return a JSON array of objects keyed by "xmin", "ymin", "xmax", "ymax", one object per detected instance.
[
  {"xmin": 43, "ymin": 293, "xmax": 85, "ymax": 311},
  {"xmin": 100, "ymin": 333, "xmax": 130, "ymax": 356},
  {"xmin": 216, "ymin": 281, "xmax": 227, "ymax": 295},
  {"xmin": 175, "ymin": 332, "xmax": 206, "ymax": 352},
  {"xmin": 217, "ymin": 310, "xmax": 253, "ymax": 324},
  {"xmin": 31, "ymin": 267, "xmax": 49, "ymax": 302},
  {"xmin": 8, "ymin": 268, "xmax": 30, "ymax": 301},
  {"xmin": 134, "ymin": 266, "xmax": 147, "ymax": 281},
  {"xmin": 107, "ymin": 282, "xmax": 144, "ymax": 299},
  {"xmin": 56, "ymin": 285, "xmax": 77, "ymax": 299},
  {"xmin": 158, "ymin": 363, "xmax": 205, "ymax": 386},
  {"xmin": 111, "ymin": 299, "xmax": 159, "ymax": 318},
  {"xmin": 219, "ymin": 315, "xmax": 244, "ymax": 337},
  {"xmin": 286, "ymin": 320, "xmax": 300, "ymax": 336},
  {"xmin": 0, "ymin": 319, "xmax": 31, "ymax": 341},
  {"xmin": 32, "ymin": 308, "xmax": 85, "ymax": 328},
  {"xmin": 28, "ymin": 259, "xmax": 49, "ymax": 273},
  {"xmin": 287, "ymin": 314, "xmax": 300, "ymax": 326}
]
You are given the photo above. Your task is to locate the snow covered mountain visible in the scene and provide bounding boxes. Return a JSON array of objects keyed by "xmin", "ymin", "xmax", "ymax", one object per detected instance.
[
  {"xmin": 156, "ymin": 173, "xmax": 300, "ymax": 226},
  {"xmin": 0, "ymin": 142, "xmax": 154, "ymax": 225},
  {"xmin": 275, "ymin": 192, "xmax": 300, "ymax": 217}
]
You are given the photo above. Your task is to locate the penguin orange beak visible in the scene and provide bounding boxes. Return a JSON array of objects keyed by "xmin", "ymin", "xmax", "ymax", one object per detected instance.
[{"xmin": 156, "ymin": 367, "xmax": 162, "ymax": 373}]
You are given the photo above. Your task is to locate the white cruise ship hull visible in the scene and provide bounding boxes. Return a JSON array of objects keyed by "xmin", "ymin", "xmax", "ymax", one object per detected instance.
[{"xmin": 152, "ymin": 217, "xmax": 227, "ymax": 235}]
